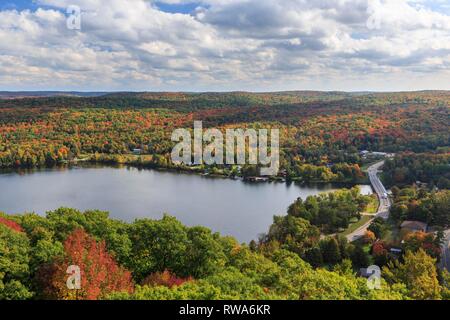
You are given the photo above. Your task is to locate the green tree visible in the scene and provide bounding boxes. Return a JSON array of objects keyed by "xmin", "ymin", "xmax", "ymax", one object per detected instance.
[
  {"xmin": 333, "ymin": 259, "xmax": 354, "ymax": 276},
  {"xmin": 350, "ymin": 245, "xmax": 369, "ymax": 268},
  {"xmin": 184, "ymin": 226, "xmax": 226, "ymax": 278},
  {"xmin": 304, "ymin": 247, "xmax": 323, "ymax": 268},
  {"xmin": 0, "ymin": 224, "xmax": 33, "ymax": 300},
  {"xmin": 265, "ymin": 215, "xmax": 320, "ymax": 255},
  {"xmin": 440, "ymin": 270, "xmax": 450, "ymax": 300},
  {"xmin": 129, "ymin": 215, "xmax": 188, "ymax": 280},
  {"xmin": 320, "ymin": 238, "xmax": 341, "ymax": 265},
  {"xmin": 383, "ymin": 249, "xmax": 441, "ymax": 300},
  {"xmin": 367, "ymin": 217, "xmax": 387, "ymax": 239}
]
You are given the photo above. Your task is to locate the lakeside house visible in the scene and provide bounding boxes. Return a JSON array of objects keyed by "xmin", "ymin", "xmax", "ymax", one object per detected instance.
[
  {"xmin": 245, "ymin": 176, "xmax": 269, "ymax": 182},
  {"xmin": 359, "ymin": 150, "xmax": 395, "ymax": 159},
  {"xmin": 278, "ymin": 169, "xmax": 287, "ymax": 177}
]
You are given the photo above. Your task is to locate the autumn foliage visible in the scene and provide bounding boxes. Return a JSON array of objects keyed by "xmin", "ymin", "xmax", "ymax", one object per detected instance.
[
  {"xmin": 1, "ymin": 91, "xmax": 449, "ymax": 184},
  {"xmin": 142, "ymin": 270, "xmax": 193, "ymax": 288},
  {"xmin": 37, "ymin": 229, "xmax": 133, "ymax": 300},
  {"xmin": 363, "ymin": 230, "xmax": 376, "ymax": 244},
  {"xmin": 403, "ymin": 231, "xmax": 442, "ymax": 259},
  {"xmin": 0, "ymin": 216, "xmax": 23, "ymax": 233},
  {"xmin": 372, "ymin": 241, "xmax": 389, "ymax": 257}
]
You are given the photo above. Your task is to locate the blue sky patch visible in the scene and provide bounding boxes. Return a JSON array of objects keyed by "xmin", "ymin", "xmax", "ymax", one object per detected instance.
[
  {"xmin": 1, "ymin": 0, "xmax": 207, "ymax": 14},
  {"xmin": 155, "ymin": 1, "xmax": 204, "ymax": 14}
]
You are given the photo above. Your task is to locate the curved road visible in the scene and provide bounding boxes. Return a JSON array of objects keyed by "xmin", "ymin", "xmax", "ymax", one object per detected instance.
[
  {"xmin": 346, "ymin": 160, "xmax": 391, "ymax": 242},
  {"xmin": 344, "ymin": 160, "xmax": 449, "ymax": 272}
]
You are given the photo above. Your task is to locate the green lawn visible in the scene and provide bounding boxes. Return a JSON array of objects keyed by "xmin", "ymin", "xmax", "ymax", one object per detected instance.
[
  {"xmin": 365, "ymin": 195, "xmax": 379, "ymax": 214},
  {"xmin": 381, "ymin": 222, "xmax": 402, "ymax": 246},
  {"xmin": 339, "ymin": 215, "xmax": 373, "ymax": 237}
]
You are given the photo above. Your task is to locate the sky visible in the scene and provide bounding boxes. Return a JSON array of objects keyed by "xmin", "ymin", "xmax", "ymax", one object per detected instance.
[{"xmin": 0, "ymin": 0, "xmax": 449, "ymax": 92}]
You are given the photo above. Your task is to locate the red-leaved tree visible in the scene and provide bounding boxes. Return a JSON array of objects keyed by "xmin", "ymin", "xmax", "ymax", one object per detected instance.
[
  {"xmin": 0, "ymin": 216, "xmax": 23, "ymax": 232},
  {"xmin": 372, "ymin": 241, "xmax": 388, "ymax": 257},
  {"xmin": 37, "ymin": 229, "xmax": 134, "ymax": 300}
]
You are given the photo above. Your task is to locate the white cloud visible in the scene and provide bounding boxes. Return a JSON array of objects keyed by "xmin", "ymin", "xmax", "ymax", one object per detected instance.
[{"xmin": 0, "ymin": 0, "xmax": 449, "ymax": 91}]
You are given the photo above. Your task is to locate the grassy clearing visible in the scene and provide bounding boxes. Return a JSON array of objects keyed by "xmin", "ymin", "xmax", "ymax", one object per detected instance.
[
  {"xmin": 365, "ymin": 194, "xmax": 379, "ymax": 214},
  {"xmin": 381, "ymin": 222, "xmax": 402, "ymax": 246},
  {"xmin": 339, "ymin": 215, "xmax": 373, "ymax": 237}
]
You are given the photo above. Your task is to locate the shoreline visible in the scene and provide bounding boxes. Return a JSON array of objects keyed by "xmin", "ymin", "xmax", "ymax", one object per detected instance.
[{"xmin": 0, "ymin": 158, "xmax": 372, "ymax": 189}]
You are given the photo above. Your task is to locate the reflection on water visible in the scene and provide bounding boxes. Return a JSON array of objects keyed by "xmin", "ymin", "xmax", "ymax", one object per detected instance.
[{"xmin": 0, "ymin": 165, "xmax": 372, "ymax": 242}]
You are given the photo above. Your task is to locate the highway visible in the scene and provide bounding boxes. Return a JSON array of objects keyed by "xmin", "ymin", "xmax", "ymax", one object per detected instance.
[
  {"xmin": 367, "ymin": 160, "xmax": 391, "ymax": 220},
  {"xmin": 346, "ymin": 160, "xmax": 391, "ymax": 242},
  {"xmin": 344, "ymin": 160, "xmax": 450, "ymax": 273}
]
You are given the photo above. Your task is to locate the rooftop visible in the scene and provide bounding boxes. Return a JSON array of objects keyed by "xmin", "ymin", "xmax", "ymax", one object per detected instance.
[{"xmin": 400, "ymin": 220, "xmax": 428, "ymax": 231}]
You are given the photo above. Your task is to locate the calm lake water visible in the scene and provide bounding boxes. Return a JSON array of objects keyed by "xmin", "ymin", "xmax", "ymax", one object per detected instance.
[{"xmin": 0, "ymin": 165, "xmax": 372, "ymax": 242}]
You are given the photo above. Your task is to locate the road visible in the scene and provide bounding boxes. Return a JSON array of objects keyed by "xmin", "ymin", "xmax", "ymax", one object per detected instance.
[
  {"xmin": 439, "ymin": 230, "xmax": 450, "ymax": 272},
  {"xmin": 367, "ymin": 161, "xmax": 391, "ymax": 219},
  {"xmin": 346, "ymin": 160, "xmax": 391, "ymax": 242}
]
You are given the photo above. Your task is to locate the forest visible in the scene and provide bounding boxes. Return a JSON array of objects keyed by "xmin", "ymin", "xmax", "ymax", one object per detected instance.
[
  {"xmin": 1, "ymin": 203, "xmax": 449, "ymax": 300},
  {"xmin": 383, "ymin": 152, "xmax": 450, "ymax": 188},
  {"xmin": 0, "ymin": 91, "xmax": 449, "ymax": 300},
  {"xmin": 284, "ymin": 187, "xmax": 373, "ymax": 234},
  {"xmin": 389, "ymin": 187, "xmax": 450, "ymax": 228},
  {"xmin": 0, "ymin": 91, "xmax": 449, "ymax": 182}
]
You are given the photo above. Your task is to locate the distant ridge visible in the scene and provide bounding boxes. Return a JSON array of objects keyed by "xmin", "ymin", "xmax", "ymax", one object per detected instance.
[
  {"xmin": 0, "ymin": 91, "xmax": 109, "ymax": 99},
  {"xmin": 1, "ymin": 90, "xmax": 449, "ymax": 101}
]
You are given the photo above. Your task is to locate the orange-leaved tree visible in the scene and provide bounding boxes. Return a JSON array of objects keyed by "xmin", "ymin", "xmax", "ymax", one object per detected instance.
[
  {"xmin": 37, "ymin": 228, "xmax": 133, "ymax": 300},
  {"xmin": 142, "ymin": 270, "xmax": 192, "ymax": 288}
]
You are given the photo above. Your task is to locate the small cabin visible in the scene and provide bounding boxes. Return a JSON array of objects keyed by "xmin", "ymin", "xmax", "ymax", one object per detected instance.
[
  {"xmin": 278, "ymin": 169, "xmax": 287, "ymax": 177},
  {"xmin": 245, "ymin": 176, "xmax": 269, "ymax": 182},
  {"xmin": 132, "ymin": 148, "xmax": 142, "ymax": 155},
  {"xmin": 372, "ymin": 152, "xmax": 387, "ymax": 157}
]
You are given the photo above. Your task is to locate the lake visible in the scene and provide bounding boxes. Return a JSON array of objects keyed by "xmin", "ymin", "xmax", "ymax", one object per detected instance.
[{"xmin": 0, "ymin": 165, "xmax": 372, "ymax": 242}]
